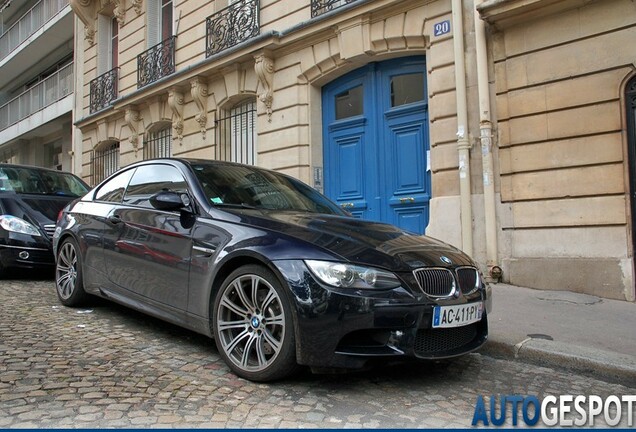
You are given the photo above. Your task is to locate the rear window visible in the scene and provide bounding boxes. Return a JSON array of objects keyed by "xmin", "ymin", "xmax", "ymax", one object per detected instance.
[{"xmin": 0, "ymin": 166, "xmax": 89, "ymax": 197}]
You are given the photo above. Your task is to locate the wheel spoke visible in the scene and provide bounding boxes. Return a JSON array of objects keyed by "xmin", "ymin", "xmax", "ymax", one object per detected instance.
[
  {"xmin": 240, "ymin": 333, "xmax": 258, "ymax": 368},
  {"xmin": 259, "ymin": 288, "xmax": 277, "ymax": 312},
  {"xmin": 262, "ymin": 327, "xmax": 282, "ymax": 353},
  {"xmin": 233, "ymin": 279, "xmax": 254, "ymax": 311},
  {"xmin": 250, "ymin": 276, "xmax": 260, "ymax": 310},
  {"xmin": 265, "ymin": 312, "xmax": 284, "ymax": 327},
  {"xmin": 223, "ymin": 328, "xmax": 250, "ymax": 355},
  {"xmin": 255, "ymin": 336, "xmax": 268, "ymax": 366},
  {"xmin": 220, "ymin": 296, "xmax": 248, "ymax": 317},
  {"xmin": 217, "ymin": 318, "xmax": 249, "ymax": 332}
]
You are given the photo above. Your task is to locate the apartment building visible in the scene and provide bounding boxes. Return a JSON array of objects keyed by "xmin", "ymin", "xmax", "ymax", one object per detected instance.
[
  {"xmin": 68, "ymin": 0, "xmax": 636, "ymax": 301},
  {"xmin": 0, "ymin": 0, "xmax": 74, "ymax": 170}
]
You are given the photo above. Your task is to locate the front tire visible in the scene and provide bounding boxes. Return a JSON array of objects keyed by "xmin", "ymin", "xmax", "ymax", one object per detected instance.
[
  {"xmin": 213, "ymin": 265, "xmax": 297, "ymax": 382},
  {"xmin": 55, "ymin": 237, "xmax": 88, "ymax": 307}
]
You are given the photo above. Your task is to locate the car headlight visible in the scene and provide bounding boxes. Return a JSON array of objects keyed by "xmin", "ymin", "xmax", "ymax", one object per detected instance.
[
  {"xmin": 0, "ymin": 215, "xmax": 41, "ymax": 236},
  {"xmin": 305, "ymin": 260, "xmax": 401, "ymax": 289}
]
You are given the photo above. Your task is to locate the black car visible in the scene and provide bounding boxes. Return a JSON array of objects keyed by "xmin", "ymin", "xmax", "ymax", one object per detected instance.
[
  {"xmin": 54, "ymin": 158, "xmax": 492, "ymax": 382},
  {"xmin": 0, "ymin": 164, "xmax": 89, "ymax": 276}
]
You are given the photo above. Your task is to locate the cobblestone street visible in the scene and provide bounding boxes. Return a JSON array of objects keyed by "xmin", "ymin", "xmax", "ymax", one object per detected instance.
[{"xmin": 1, "ymin": 277, "xmax": 634, "ymax": 428}]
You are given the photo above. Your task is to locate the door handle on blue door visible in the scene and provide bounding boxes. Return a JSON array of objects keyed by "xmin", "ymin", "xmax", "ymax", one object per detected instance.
[{"xmin": 107, "ymin": 215, "xmax": 122, "ymax": 224}]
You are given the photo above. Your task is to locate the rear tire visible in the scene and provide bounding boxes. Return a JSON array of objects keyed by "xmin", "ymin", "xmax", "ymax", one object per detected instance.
[
  {"xmin": 55, "ymin": 237, "xmax": 88, "ymax": 307},
  {"xmin": 213, "ymin": 264, "xmax": 297, "ymax": 382}
]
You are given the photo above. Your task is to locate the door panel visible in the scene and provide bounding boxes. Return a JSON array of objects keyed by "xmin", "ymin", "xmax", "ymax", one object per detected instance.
[
  {"xmin": 323, "ymin": 56, "xmax": 429, "ymax": 233},
  {"xmin": 330, "ymin": 122, "xmax": 369, "ymax": 218}
]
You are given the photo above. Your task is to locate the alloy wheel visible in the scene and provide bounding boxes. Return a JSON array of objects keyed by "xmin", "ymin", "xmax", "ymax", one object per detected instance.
[{"xmin": 216, "ymin": 274, "xmax": 286, "ymax": 373}]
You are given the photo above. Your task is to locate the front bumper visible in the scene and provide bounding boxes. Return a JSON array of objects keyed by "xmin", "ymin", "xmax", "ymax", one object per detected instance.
[
  {"xmin": 0, "ymin": 233, "xmax": 54, "ymax": 270},
  {"xmin": 274, "ymin": 260, "xmax": 490, "ymax": 370}
]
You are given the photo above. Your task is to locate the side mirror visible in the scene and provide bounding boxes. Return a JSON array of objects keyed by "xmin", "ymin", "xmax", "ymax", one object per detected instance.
[{"xmin": 150, "ymin": 191, "xmax": 190, "ymax": 211}]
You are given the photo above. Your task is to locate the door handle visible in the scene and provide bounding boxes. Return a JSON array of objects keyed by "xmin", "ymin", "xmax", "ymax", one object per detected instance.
[
  {"xmin": 107, "ymin": 215, "xmax": 122, "ymax": 225},
  {"xmin": 399, "ymin": 197, "xmax": 415, "ymax": 203}
]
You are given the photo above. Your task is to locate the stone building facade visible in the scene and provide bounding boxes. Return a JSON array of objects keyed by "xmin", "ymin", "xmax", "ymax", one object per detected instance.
[{"xmin": 68, "ymin": 0, "xmax": 636, "ymax": 301}]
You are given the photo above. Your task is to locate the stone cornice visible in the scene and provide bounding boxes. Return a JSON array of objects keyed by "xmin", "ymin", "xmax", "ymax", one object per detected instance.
[{"xmin": 478, "ymin": 0, "xmax": 599, "ymax": 29}]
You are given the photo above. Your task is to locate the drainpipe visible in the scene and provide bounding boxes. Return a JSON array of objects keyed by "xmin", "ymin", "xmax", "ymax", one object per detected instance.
[
  {"xmin": 451, "ymin": 0, "xmax": 473, "ymax": 257},
  {"xmin": 474, "ymin": 0, "xmax": 500, "ymax": 277}
]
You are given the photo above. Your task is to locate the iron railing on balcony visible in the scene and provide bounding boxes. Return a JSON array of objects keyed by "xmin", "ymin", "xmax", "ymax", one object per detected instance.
[
  {"xmin": 0, "ymin": 62, "xmax": 73, "ymax": 131},
  {"xmin": 137, "ymin": 36, "xmax": 176, "ymax": 88},
  {"xmin": 0, "ymin": 0, "xmax": 69, "ymax": 62},
  {"xmin": 311, "ymin": 0, "xmax": 358, "ymax": 17},
  {"xmin": 90, "ymin": 68, "xmax": 119, "ymax": 113},
  {"xmin": 206, "ymin": 0, "xmax": 259, "ymax": 57}
]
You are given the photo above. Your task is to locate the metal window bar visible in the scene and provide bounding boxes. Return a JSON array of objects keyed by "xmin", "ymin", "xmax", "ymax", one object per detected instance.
[
  {"xmin": 311, "ymin": 0, "xmax": 358, "ymax": 17},
  {"xmin": 0, "ymin": 0, "xmax": 69, "ymax": 62},
  {"xmin": 206, "ymin": 0, "xmax": 259, "ymax": 57},
  {"xmin": 90, "ymin": 143, "xmax": 120, "ymax": 186},
  {"xmin": 137, "ymin": 36, "xmax": 176, "ymax": 88},
  {"xmin": 0, "ymin": 62, "xmax": 73, "ymax": 131},
  {"xmin": 215, "ymin": 102, "xmax": 256, "ymax": 165},
  {"xmin": 90, "ymin": 67, "xmax": 119, "ymax": 113},
  {"xmin": 143, "ymin": 128, "xmax": 172, "ymax": 159}
]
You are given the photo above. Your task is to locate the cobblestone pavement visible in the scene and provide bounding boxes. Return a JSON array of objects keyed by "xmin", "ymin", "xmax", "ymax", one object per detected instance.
[{"xmin": 1, "ymin": 278, "xmax": 635, "ymax": 428}]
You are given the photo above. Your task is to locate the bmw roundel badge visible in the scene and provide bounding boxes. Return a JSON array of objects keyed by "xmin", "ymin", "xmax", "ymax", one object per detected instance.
[{"xmin": 440, "ymin": 256, "xmax": 453, "ymax": 265}]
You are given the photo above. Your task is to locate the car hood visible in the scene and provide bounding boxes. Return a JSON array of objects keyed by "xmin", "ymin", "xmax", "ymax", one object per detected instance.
[
  {"xmin": 222, "ymin": 209, "xmax": 475, "ymax": 271},
  {"xmin": 0, "ymin": 193, "xmax": 77, "ymax": 226}
]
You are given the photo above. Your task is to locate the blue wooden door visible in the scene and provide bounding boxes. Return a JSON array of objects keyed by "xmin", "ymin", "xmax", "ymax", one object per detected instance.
[{"xmin": 323, "ymin": 57, "xmax": 430, "ymax": 233}]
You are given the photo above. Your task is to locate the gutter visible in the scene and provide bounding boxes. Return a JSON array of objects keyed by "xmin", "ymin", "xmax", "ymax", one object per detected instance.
[{"xmin": 451, "ymin": 0, "xmax": 474, "ymax": 257}]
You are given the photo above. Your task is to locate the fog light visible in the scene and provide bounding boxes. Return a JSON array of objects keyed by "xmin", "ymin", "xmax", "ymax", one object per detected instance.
[{"xmin": 18, "ymin": 251, "xmax": 29, "ymax": 260}]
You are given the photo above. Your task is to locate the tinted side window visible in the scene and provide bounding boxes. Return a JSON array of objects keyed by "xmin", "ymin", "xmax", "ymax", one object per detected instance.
[
  {"xmin": 94, "ymin": 168, "xmax": 135, "ymax": 203},
  {"xmin": 123, "ymin": 165, "xmax": 187, "ymax": 208}
]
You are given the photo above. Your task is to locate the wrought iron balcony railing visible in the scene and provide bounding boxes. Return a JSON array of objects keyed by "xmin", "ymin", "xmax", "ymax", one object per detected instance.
[
  {"xmin": 90, "ymin": 67, "xmax": 119, "ymax": 113},
  {"xmin": 311, "ymin": 0, "xmax": 359, "ymax": 18},
  {"xmin": 0, "ymin": 0, "xmax": 69, "ymax": 62},
  {"xmin": 0, "ymin": 62, "xmax": 73, "ymax": 132},
  {"xmin": 206, "ymin": 0, "xmax": 259, "ymax": 57},
  {"xmin": 137, "ymin": 36, "xmax": 176, "ymax": 88}
]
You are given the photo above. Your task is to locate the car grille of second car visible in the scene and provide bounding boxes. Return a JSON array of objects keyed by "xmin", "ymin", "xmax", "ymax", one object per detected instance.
[
  {"xmin": 413, "ymin": 267, "xmax": 479, "ymax": 297},
  {"xmin": 43, "ymin": 224, "xmax": 56, "ymax": 239},
  {"xmin": 413, "ymin": 323, "xmax": 478, "ymax": 356}
]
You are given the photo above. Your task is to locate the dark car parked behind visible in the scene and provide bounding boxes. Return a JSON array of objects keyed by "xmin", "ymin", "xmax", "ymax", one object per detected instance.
[
  {"xmin": 0, "ymin": 164, "xmax": 89, "ymax": 276},
  {"xmin": 54, "ymin": 158, "xmax": 492, "ymax": 382}
]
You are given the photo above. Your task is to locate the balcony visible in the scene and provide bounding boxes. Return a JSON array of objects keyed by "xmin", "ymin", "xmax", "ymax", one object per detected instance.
[
  {"xmin": 90, "ymin": 68, "xmax": 119, "ymax": 113},
  {"xmin": 0, "ymin": 0, "xmax": 69, "ymax": 62},
  {"xmin": 137, "ymin": 36, "xmax": 176, "ymax": 88},
  {"xmin": 0, "ymin": 62, "xmax": 73, "ymax": 132},
  {"xmin": 311, "ymin": 0, "xmax": 359, "ymax": 17},
  {"xmin": 206, "ymin": 0, "xmax": 259, "ymax": 57}
]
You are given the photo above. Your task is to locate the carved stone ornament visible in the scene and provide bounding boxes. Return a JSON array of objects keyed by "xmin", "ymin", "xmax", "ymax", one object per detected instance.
[
  {"xmin": 131, "ymin": 0, "xmax": 142, "ymax": 15},
  {"xmin": 112, "ymin": 0, "xmax": 126, "ymax": 26},
  {"xmin": 124, "ymin": 107, "xmax": 142, "ymax": 155},
  {"xmin": 190, "ymin": 77, "xmax": 209, "ymax": 140},
  {"xmin": 254, "ymin": 53, "xmax": 274, "ymax": 122},
  {"xmin": 84, "ymin": 24, "xmax": 96, "ymax": 45},
  {"xmin": 168, "ymin": 89, "xmax": 185, "ymax": 145}
]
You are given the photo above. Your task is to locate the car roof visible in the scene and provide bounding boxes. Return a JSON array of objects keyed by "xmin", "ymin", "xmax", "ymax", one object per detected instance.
[{"xmin": 0, "ymin": 163, "xmax": 76, "ymax": 175}]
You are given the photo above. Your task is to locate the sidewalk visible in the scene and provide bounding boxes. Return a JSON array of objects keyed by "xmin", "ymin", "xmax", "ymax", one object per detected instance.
[{"xmin": 481, "ymin": 284, "xmax": 636, "ymax": 386}]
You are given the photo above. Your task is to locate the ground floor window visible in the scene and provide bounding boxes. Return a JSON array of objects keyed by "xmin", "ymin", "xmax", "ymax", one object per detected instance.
[
  {"xmin": 91, "ymin": 142, "xmax": 120, "ymax": 185},
  {"xmin": 144, "ymin": 126, "xmax": 172, "ymax": 159},
  {"xmin": 216, "ymin": 98, "xmax": 256, "ymax": 165}
]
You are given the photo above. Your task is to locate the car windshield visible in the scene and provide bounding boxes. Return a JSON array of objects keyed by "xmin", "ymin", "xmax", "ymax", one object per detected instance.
[
  {"xmin": 0, "ymin": 166, "xmax": 89, "ymax": 197},
  {"xmin": 191, "ymin": 163, "xmax": 345, "ymax": 215}
]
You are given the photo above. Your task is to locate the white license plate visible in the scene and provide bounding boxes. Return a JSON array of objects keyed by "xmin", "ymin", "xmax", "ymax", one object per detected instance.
[{"xmin": 432, "ymin": 302, "xmax": 483, "ymax": 328}]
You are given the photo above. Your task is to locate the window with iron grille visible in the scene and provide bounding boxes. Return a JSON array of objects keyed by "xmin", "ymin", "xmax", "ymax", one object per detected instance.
[
  {"xmin": 91, "ymin": 142, "xmax": 120, "ymax": 186},
  {"xmin": 144, "ymin": 126, "xmax": 172, "ymax": 159},
  {"xmin": 216, "ymin": 99, "xmax": 256, "ymax": 165}
]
